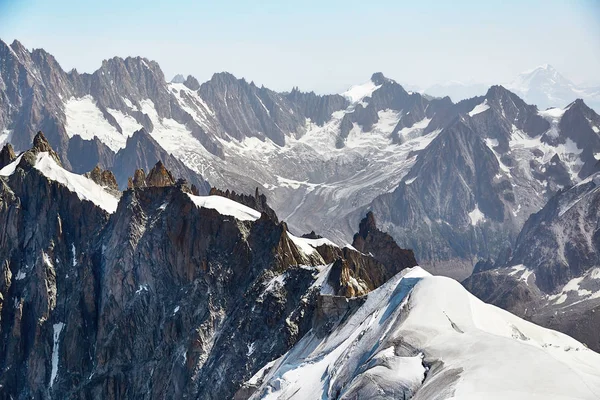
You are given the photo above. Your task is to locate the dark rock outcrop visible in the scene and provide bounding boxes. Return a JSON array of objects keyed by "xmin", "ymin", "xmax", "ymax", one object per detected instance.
[
  {"xmin": 464, "ymin": 172, "xmax": 600, "ymax": 351},
  {"xmin": 352, "ymin": 211, "xmax": 418, "ymax": 273},
  {"xmin": 32, "ymin": 131, "xmax": 62, "ymax": 164},
  {"xmin": 113, "ymin": 129, "xmax": 210, "ymax": 193},
  {"xmin": 145, "ymin": 160, "xmax": 175, "ymax": 187},
  {"xmin": 0, "ymin": 143, "xmax": 16, "ymax": 169},
  {"xmin": 0, "ymin": 135, "xmax": 420, "ymax": 399},
  {"xmin": 84, "ymin": 165, "xmax": 119, "ymax": 192},
  {"xmin": 183, "ymin": 75, "xmax": 200, "ymax": 91},
  {"xmin": 301, "ymin": 231, "xmax": 323, "ymax": 240},
  {"xmin": 67, "ymin": 135, "xmax": 115, "ymax": 174}
]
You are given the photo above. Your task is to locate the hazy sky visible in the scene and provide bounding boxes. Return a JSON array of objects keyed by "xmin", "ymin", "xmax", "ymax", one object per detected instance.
[{"xmin": 0, "ymin": 0, "xmax": 599, "ymax": 93}]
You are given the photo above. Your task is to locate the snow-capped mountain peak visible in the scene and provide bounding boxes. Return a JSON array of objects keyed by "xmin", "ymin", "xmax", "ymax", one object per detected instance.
[
  {"xmin": 511, "ymin": 64, "xmax": 573, "ymax": 91},
  {"xmin": 342, "ymin": 79, "xmax": 382, "ymax": 104},
  {"xmin": 247, "ymin": 267, "xmax": 600, "ymax": 399},
  {"xmin": 506, "ymin": 64, "xmax": 600, "ymax": 110}
]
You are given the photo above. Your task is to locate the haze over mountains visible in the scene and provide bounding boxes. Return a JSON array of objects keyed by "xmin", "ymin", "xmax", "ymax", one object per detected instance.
[
  {"xmin": 421, "ymin": 64, "xmax": 600, "ymax": 111},
  {"xmin": 1, "ymin": 38, "xmax": 600, "ymax": 398}
]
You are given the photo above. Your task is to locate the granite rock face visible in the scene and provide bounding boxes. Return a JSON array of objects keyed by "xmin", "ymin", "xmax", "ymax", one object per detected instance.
[
  {"xmin": 464, "ymin": 172, "xmax": 600, "ymax": 351},
  {"xmin": 0, "ymin": 137, "xmax": 417, "ymax": 399},
  {"xmin": 145, "ymin": 160, "xmax": 175, "ymax": 187},
  {"xmin": 84, "ymin": 165, "xmax": 119, "ymax": 193},
  {"xmin": 351, "ymin": 211, "xmax": 418, "ymax": 275},
  {"xmin": 0, "ymin": 143, "xmax": 16, "ymax": 169}
]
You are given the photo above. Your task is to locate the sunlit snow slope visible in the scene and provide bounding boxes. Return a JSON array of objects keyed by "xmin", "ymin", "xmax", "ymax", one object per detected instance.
[{"xmin": 248, "ymin": 267, "xmax": 600, "ymax": 400}]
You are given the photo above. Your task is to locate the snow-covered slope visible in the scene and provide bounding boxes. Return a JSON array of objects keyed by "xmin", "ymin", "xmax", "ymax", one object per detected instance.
[
  {"xmin": 342, "ymin": 80, "xmax": 382, "ymax": 104},
  {"xmin": 34, "ymin": 152, "xmax": 119, "ymax": 213},
  {"xmin": 187, "ymin": 193, "xmax": 262, "ymax": 221},
  {"xmin": 249, "ymin": 267, "xmax": 600, "ymax": 400}
]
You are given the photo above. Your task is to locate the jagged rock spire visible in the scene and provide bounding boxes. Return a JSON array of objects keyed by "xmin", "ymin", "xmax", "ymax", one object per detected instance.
[
  {"xmin": 25, "ymin": 131, "xmax": 62, "ymax": 166},
  {"xmin": 356, "ymin": 211, "xmax": 378, "ymax": 238},
  {"xmin": 85, "ymin": 165, "xmax": 119, "ymax": 193},
  {"xmin": 0, "ymin": 143, "xmax": 16, "ymax": 169},
  {"xmin": 126, "ymin": 161, "xmax": 177, "ymax": 190},
  {"xmin": 128, "ymin": 168, "xmax": 147, "ymax": 189},
  {"xmin": 352, "ymin": 211, "xmax": 417, "ymax": 274},
  {"xmin": 32, "ymin": 131, "xmax": 52, "ymax": 153},
  {"xmin": 146, "ymin": 160, "xmax": 175, "ymax": 187},
  {"xmin": 184, "ymin": 75, "xmax": 200, "ymax": 90}
]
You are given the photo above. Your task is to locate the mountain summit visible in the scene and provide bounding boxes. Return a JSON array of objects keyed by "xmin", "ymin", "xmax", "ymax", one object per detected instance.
[{"xmin": 506, "ymin": 64, "xmax": 600, "ymax": 110}]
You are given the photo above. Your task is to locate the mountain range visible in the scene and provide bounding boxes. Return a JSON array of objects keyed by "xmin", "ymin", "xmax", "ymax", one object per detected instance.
[
  {"xmin": 0, "ymin": 133, "xmax": 599, "ymax": 399},
  {"xmin": 1, "ymin": 39, "xmax": 600, "ymax": 398},
  {"xmin": 2, "ymin": 39, "xmax": 600, "ymax": 281}
]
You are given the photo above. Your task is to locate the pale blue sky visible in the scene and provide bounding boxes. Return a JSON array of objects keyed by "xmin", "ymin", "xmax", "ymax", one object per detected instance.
[{"xmin": 0, "ymin": 0, "xmax": 599, "ymax": 93}]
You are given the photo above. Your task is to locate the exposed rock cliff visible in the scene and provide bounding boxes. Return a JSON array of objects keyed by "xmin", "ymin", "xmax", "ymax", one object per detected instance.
[{"xmin": 0, "ymin": 137, "xmax": 417, "ymax": 399}]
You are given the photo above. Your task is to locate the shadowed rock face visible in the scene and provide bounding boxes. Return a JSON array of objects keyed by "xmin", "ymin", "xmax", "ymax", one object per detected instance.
[
  {"xmin": 352, "ymin": 211, "xmax": 418, "ymax": 274},
  {"xmin": 0, "ymin": 143, "xmax": 16, "ymax": 169},
  {"xmin": 284, "ymin": 88, "xmax": 348, "ymax": 126},
  {"xmin": 0, "ymin": 139, "xmax": 112, "ymax": 398},
  {"xmin": 368, "ymin": 118, "xmax": 515, "ymax": 280},
  {"xmin": 113, "ymin": 129, "xmax": 210, "ymax": 193},
  {"xmin": 0, "ymin": 137, "xmax": 418, "ymax": 399},
  {"xmin": 67, "ymin": 135, "xmax": 115, "ymax": 174},
  {"xmin": 464, "ymin": 172, "xmax": 600, "ymax": 351}
]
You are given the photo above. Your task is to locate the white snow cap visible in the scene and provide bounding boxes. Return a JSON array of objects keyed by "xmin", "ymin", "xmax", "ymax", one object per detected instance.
[
  {"xmin": 468, "ymin": 100, "xmax": 491, "ymax": 117},
  {"xmin": 287, "ymin": 232, "xmax": 337, "ymax": 255},
  {"xmin": 342, "ymin": 80, "xmax": 382, "ymax": 104},
  {"xmin": 249, "ymin": 267, "xmax": 600, "ymax": 400}
]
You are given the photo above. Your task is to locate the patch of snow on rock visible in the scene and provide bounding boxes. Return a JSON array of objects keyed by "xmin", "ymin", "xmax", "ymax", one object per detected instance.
[
  {"xmin": 468, "ymin": 205, "xmax": 485, "ymax": 226},
  {"xmin": 342, "ymin": 80, "xmax": 381, "ymax": 104},
  {"xmin": 468, "ymin": 100, "xmax": 491, "ymax": 117},
  {"xmin": 50, "ymin": 322, "xmax": 65, "ymax": 387},
  {"xmin": 187, "ymin": 194, "xmax": 261, "ymax": 222},
  {"xmin": 0, "ymin": 154, "xmax": 24, "ymax": 176}
]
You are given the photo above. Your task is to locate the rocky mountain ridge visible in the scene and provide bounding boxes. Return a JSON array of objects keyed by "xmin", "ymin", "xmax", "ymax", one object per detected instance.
[
  {"xmin": 464, "ymin": 170, "xmax": 600, "ymax": 351},
  {"xmin": 0, "ymin": 134, "xmax": 419, "ymax": 398},
  {"xmin": 2, "ymin": 39, "xmax": 600, "ymax": 278}
]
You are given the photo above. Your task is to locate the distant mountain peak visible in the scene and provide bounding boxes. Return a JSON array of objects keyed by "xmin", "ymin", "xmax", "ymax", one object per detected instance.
[
  {"xmin": 170, "ymin": 74, "xmax": 185, "ymax": 83},
  {"xmin": 370, "ymin": 72, "xmax": 390, "ymax": 85},
  {"xmin": 342, "ymin": 73, "xmax": 393, "ymax": 103},
  {"xmin": 523, "ymin": 63, "xmax": 556, "ymax": 73},
  {"xmin": 505, "ymin": 64, "xmax": 600, "ymax": 110}
]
